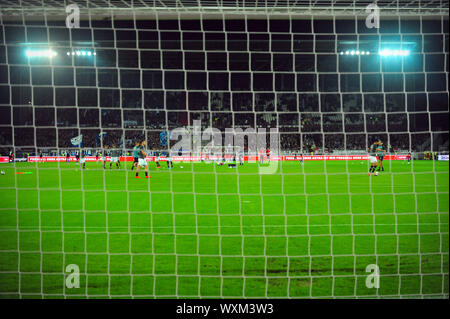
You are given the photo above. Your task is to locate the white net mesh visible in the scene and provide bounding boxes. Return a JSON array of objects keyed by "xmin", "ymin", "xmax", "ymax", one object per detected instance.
[{"xmin": 0, "ymin": 6, "xmax": 448, "ymax": 299}]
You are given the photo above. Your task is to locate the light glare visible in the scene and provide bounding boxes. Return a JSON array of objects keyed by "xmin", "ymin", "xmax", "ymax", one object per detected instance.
[
  {"xmin": 25, "ymin": 49, "xmax": 57, "ymax": 58},
  {"xmin": 379, "ymin": 49, "xmax": 410, "ymax": 56}
]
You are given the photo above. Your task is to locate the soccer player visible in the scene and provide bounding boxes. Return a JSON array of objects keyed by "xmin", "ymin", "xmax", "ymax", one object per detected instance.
[
  {"xmin": 238, "ymin": 150, "xmax": 244, "ymax": 166},
  {"xmin": 131, "ymin": 141, "xmax": 140, "ymax": 170},
  {"xmin": 259, "ymin": 148, "xmax": 265, "ymax": 164},
  {"xmin": 110, "ymin": 146, "xmax": 121, "ymax": 169},
  {"xmin": 101, "ymin": 146, "xmax": 108, "ymax": 169},
  {"xmin": 216, "ymin": 149, "xmax": 225, "ymax": 166},
  {"xmin": 39, "ymin": 150, "xmax": 43, "ymax": 161},
  {"xmin": 166, "ymin": 151, "xmax": 173, "ymax": 169},
  {"xmin": 155, "ymin": 150, "xmax": 161, "ymax": 168},
  {"xmin": 136, "ymin": 140, "xmax": 150, "ymax": 179},
  {"xmin": 75, "ymin": 151, "xmax": 80, "ymax": 163},
  {"xmin": 8, "ymin": 150, "xmax": 14, "ymax": 163},
  {"xmin": 221, "ymin": 149, "xmax": 226, "ymax": 165},
  {"xmin": 295, "ymin": 153, "xmax": 304, "ymax": 165},
  {"xmin": 80, "ymin": 150, "xmax": 86, "ymax": 169},
  {"xmin": 368, "ymin": 141, "xmax": 379, "ymax": 176},
  {"xmin": 407, "ymin": 152, "xmax": 412, "ymax": 164},
  {"xmin": 66, "ymin": 151, "xmax": 70, "ymax": 163},
  {"xmin": 376, "ymin": 140, "xmax": 386, "ymax": 172},
  {"xmin": 116, "ymin": 147, "xmax": 122, "ymax": 168}
]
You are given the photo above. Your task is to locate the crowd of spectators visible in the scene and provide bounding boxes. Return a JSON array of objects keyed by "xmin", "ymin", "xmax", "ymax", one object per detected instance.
[
  {"xmin": 0, "ymin": 130, "xmax": 441, "ymax": 156},
  {"xmin": 0, "ymin": 112, "xmax": 445, "ymax": 156}
]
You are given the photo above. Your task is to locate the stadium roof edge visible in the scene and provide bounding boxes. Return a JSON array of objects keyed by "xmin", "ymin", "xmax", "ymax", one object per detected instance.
[
  {"xmin": 0, "ymin": 0, "xmax": 448, "ymax": 18},
  {"xmin": 0, "ymin": 9, "xmax": 449, "ymax": 20}
]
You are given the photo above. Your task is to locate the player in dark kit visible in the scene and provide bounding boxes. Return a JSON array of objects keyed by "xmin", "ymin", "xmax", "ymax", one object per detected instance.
[
  {"xmin": 376, "ymin": 140, "xmax": 386, "ymax": 172},
  {"xmin": 294, "ymin": 153, "xmax": 304, "ymax": 165},
  {"xmin": 155, "ymin": 150, "xmax": 161, "ymax": 168},
  {"xmin": 75, "ymin": 151, "xmax": 80, "ymax": 163},
  {"xmin": 131, "ymin": 141, "xmax": 140, "ymax": 170},
  {"xmin": 136, "ymin": 141, "xmax": 150, "ymax": 179},
  {"xmin": 80, "ymin": 150, "xmax": 86, "ymax": 169},
  {"xmin": 109, "ymin": 146, "xmax": 121, "ymax": 169},
  {"xmin": 66, "ymin": 151, "xmax": 70, "ymax": 163},
  {"xmin": 166, "ymin": 151, "xmax": 173, "ymax": 169},
  {"xmin": 8, "ymin": 150, "xmax": 14, "ymax": 163}
]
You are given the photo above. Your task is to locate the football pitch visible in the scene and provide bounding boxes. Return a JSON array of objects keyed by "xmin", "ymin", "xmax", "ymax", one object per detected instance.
[{"xmin": 0, "ymin": 160, "xmax": 448, "ymax": 298}]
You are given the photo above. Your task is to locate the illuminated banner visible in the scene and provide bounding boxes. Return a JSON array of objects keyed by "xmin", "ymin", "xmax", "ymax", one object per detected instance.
[
  {"xmin": 438, "ymin": 155, "xmax": 449, "ymax": 161},
  {"xmin": 281, "ymin": 155, "xmax": 408, "ymax": 161},
  {"xmin": 290, "ymin": 155, "xmax": 369, "ymax": 161},
  {"xmin": 28, "ymin": 156, "xmax": 77, "ymax": 162},
  {"xmin": 0, "ymin": 157, "xmax": 9, "ymax": 163},
  {"xmin": 28, "ymin": 156, "xmax": 98, "ymax": 162},
  {"xmin": 26, "ymin": 155, "xmax": 411, "ymax": 162},
  {"xmin": 28, "ymin": 156, "xmax": 158, "ymax": 162},
  {"xmin": 389, "ymin": 155, "xmax": 409, "ymax": 160}
]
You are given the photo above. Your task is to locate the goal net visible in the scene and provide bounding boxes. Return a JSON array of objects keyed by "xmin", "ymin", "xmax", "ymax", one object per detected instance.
[{"xmin": 0, "ymin": 1, "xmax": 448, "ymax": 299}]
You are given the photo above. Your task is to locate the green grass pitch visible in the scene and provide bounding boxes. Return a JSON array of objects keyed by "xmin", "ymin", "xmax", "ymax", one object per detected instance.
[{"xmin": 0, "ymin": 160, "xmax": 448, "ymax": 299}]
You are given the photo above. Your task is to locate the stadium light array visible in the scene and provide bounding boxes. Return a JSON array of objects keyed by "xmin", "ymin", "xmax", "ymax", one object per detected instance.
[
  {"xmin": 25, "ymin": 49, "xmax": 57, "ymax": 58},
  {"xmin": 340, "ymin": 50, "xmax": 370, "ymax": 55},
  {"xmin": 66, "ymin": 50, "xmax": 96, "ymax": 56},
  {"xmin": 339, "ymin": 49, "xmax": 410, "ymax": 57}
]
